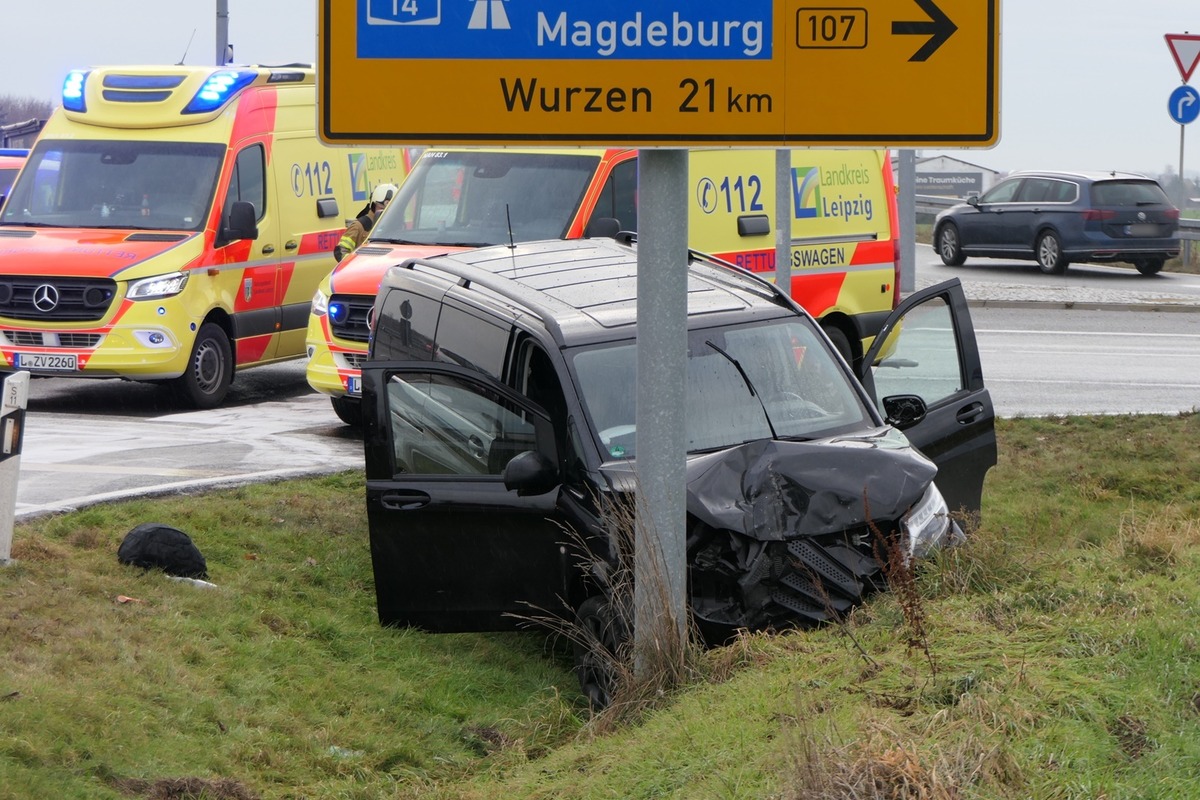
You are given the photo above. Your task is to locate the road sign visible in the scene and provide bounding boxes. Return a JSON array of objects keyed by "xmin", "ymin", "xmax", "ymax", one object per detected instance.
[
  {"xmin": 1168, "ymin": 85, "xmax": 1200, "ymax": 125},
  {"xmin": 1165, "ymin": 33, "xmax": 1200, "ymax": 83},
  {"xmin": 319, "ymin": 0, "xmax": 999, "ymax": 147}
]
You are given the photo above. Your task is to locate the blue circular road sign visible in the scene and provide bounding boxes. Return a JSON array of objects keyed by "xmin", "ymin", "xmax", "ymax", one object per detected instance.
[{"xmin": 1169, "ymin": 85, "xmax": 1200, "ymax": 124}]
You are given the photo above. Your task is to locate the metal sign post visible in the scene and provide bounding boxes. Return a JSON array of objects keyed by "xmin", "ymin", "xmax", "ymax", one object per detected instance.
[{"xmin": 0, "ymin": 371, "xmax": 29, "ymax": 566}]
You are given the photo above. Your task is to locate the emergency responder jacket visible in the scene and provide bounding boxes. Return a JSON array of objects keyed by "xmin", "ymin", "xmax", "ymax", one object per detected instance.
[{"xmin": 334, "ymin": 211, "xmax": 377, "ymax": 263}]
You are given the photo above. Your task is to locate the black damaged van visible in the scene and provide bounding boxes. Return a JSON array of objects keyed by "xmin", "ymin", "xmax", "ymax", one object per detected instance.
[{"xmin": 361, "ymin": 236, "xmax": 996, "ymax": 702}]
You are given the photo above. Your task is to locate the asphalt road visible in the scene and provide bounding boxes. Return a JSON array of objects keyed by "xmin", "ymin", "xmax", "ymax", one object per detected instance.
[{"xmin": 14, "ymin": 361, "xmax": 363, "ymax": 520}]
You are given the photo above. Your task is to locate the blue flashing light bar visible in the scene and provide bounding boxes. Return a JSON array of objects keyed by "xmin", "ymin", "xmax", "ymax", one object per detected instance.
[
  {"xmin": 182, "ymin": 70, "xmax": 259, "ymax": 115},
  {"xmin": 62, "ymin": 71, "xmax": 90, "ymax": 112}
]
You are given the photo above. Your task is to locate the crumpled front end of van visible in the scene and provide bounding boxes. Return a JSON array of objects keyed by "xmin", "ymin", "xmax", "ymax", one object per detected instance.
[{"xmin": 683, "ymin": 429, "xmax": 958, "ymax": 642}]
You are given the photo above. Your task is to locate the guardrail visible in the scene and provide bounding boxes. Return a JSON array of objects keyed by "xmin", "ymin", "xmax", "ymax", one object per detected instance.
[{"xmin": 914, "ymin": 194, "xmax": 1200, "ymax": 243}]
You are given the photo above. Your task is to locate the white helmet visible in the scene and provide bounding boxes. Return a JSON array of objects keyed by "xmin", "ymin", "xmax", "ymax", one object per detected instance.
[{"xmin": 371, "ymin": 183, "xmax": 398, "ymax": 205}]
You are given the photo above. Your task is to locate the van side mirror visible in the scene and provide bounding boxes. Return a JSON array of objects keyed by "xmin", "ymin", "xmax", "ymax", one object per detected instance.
[
  {"xmin": 882, "ymin": 394, "xmax": 927, "ymax": 429},
  {"xmin": 218, "ymin": 200, "xmax": 258, "ymax": 246},
  {"xmin": 502, "ymin": 450, "xmax": 559, "ymax": 496}
]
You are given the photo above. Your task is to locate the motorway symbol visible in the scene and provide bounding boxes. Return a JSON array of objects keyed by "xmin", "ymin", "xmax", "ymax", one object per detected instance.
[
  {"xmin": 892, "ymin": 0, "xmax": 957, "ymax": 62},
  {"xmin": 468, "ymin": 0, "xmax": 510, "ymax": 30},
  {"xmin": 1168, "ymin": 85, "xmax": 1200, "ymax": 125},
  {"xmin": 1165, "ymin": 33, "xmax": 1200, "ymax": 83}
]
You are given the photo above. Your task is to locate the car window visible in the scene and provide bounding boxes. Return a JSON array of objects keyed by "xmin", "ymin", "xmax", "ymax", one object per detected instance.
[
  {"xmin": 570, "ymin": 317, "xmax": 874, "ymax": 459},
  {"xmin": 1017, "ymin": 178, "xmax": 1075, "ymax": 203},
  {"xmin": 372, "ymin": 150, "xmax": 601, "ymax": 246},
  {"xmin": 979, "ymin": 179, "xmax": 1021, "ymax": 204},
  {"xmin": 386, "ymin": 371, "xmax": 536, "ymax": 476},
  {"xmin": 869, "ymin": 296, "xmax": 964, "ymax": 408},
  {"xmin": 433, "ymin": 302, "xmax": 511, "ymax": 379},
  {"xmin": 1091, "ymin": 180, "xmax": 1172, "ymax": 207}
]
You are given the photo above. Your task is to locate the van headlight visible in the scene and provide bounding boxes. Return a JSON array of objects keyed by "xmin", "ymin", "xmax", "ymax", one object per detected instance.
[
  {"xmin": 311, "ymin": 288, "xmax": 329, "ymax": 316},
  {"xmin": 902, "ymin": 483, "xmax": 959, "ymax": 559},
  {"xmin": 128, "ymin": 272, "xmax": 189, "ymax": 300}
]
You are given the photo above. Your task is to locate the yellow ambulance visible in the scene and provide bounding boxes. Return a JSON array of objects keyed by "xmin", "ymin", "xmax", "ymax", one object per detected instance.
[
  {"xmin": 0, "ymin": 64, "xmax": 413, "ymax": 407},
  {"xmin": 305, "ymin": 147, "xmax": 898, "ymax": 425}
]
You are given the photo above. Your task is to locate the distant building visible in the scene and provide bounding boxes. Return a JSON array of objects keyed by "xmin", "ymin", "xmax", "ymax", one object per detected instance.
[{"xmin": 896, "ymin": 154, "xmax": 1000, "ymax": 198}]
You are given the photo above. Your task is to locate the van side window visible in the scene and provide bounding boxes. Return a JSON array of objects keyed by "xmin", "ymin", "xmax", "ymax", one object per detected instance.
[
  {"xmin": 591, "ymin": 159, "xmax": 638, "ymax": 232},
  {"xmin": 372, "ymin": 288, "xmax": 442, "ymax": 361},
  {"xmin": 225, "ymin": 144, "xmax": 266, "ymax": 221},
  {"xmin": 434, "ymin": 303, "xmax": 511, "ymax": 380},
  {"xmin": 386, "ymin": 372, "xmax": 536, "ymax": 477},
  {"xmin": 869, "ymin": 296, "xmax": 964, "ymax": 408}
]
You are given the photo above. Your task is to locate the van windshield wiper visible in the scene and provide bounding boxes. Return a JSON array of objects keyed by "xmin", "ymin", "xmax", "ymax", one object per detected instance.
[
  {"xmin": 704, "ymin": 340, "xmax": 778, "ymax": 440},
  {"xmin": 370, "ymin": 237, "xmax": 426, "ymax": 245}
]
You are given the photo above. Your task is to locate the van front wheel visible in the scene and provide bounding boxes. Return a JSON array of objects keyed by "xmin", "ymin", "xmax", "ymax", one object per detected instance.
[
  {"xmin": 331, "ymin": 395, "xmax": 363, "ymax": 427},
  {"xmin": 173, "ymin": 323, "xmax": 232, "ymax": 409}
]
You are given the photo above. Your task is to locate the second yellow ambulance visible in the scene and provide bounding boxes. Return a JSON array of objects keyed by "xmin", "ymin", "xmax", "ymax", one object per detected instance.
[{"xmin": 305, "ymin": 147, "xmax": 899, "ymax": 425}]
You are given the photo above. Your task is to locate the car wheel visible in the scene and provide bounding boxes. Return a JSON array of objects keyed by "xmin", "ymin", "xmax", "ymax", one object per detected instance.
[
  {"xmin": 572, "ymin": 595, "xmax": 628, "ymax": 710},
  {"xmin": 1036, "ymin": 231, "xmax": 1067, "ymax": 274},
  {"xmin": 331, "ymin": 395, "xmax": 363, "ymax": 427},
  {"xmin": 172, "ymin": 322, "xmax": 232, "ymax": 409},
  {"xmin": 1134, "ymin": 258, "xmax": 1165, "ymax": 276},
  {"xmin": 936, "ymin": 223, "xmax": 966, "ymax": 266}
]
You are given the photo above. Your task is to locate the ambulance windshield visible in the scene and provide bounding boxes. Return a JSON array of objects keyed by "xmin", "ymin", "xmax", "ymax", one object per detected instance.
[
  {"xmin": 370, "ymin": 151, "xmax": 601, "ymax": 247},
  {"xmin": 0, "ymin": 140, "xmax": 225, "ymax": 232}
]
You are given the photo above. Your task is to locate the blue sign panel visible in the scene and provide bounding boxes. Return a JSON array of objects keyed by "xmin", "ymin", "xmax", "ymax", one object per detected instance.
[
  {"xmin": 1168, "ymin": 85, "xmax": 1200, "ymax": 125},
  {"xmin": 357, "ymin": 0, "xmax": 773, "ymax": 60}
]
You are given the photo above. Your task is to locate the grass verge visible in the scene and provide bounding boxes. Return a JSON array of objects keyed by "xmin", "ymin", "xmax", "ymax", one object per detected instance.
[{"xmin": 3, "ymin": 415, "xmax": 1200, "ymax": 798}]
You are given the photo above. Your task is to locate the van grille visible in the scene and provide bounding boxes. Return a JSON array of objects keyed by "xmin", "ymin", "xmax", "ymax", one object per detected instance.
[
  {"xmin": 0, "ymin": 277, "xmax": 118, "ymax": 322},
  {"xmin": 3, "ymin": 331, "xmax": 102, "ymax": 348},
  {"xmin": 329, "ymin": 294, "xmax": 374, "ymax": 343}
]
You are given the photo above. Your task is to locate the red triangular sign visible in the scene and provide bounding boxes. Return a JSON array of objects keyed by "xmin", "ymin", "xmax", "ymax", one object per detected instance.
[{"xmin": 1166, "ymin": 33, "xmax": 1200, "ymax": 83}]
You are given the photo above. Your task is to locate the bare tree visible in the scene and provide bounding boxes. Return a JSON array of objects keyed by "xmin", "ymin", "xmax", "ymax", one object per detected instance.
[{"xmin": 0, "ymin": 94, "xmax": 55, "ymax": 147}]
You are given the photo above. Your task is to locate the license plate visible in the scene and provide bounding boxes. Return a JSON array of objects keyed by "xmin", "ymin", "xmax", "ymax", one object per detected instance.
[
  {"xmin": 347, "ymin": 375, "xmax": 362, "ymax": 396},
  {"xmin": 1126, "ymin": 223, "xmax": 1159, "ymax": 237},
  {"xmin": 15, "ymin": 352, "xmax": 77, "ymax": 371}
]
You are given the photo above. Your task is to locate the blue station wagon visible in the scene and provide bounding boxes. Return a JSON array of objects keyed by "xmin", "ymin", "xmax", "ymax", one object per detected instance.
[{"xmin": 933, "ymin": 170, "xmax": 1180, "ymax": 275}]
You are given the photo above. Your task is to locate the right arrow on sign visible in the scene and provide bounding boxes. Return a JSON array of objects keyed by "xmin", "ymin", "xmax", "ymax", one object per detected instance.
[{"xmin": 893, "ymin": 0, "xmax": 958, "ymax": 62}]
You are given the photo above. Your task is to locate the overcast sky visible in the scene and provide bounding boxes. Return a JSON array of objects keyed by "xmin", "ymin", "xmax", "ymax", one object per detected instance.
[{"xmin": 3, "ymin": 1, "xmax": 1200, "ymax": 177}]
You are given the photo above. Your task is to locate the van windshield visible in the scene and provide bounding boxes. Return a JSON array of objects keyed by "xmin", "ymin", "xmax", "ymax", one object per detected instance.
[
  {"xmin": 570, "ymin": 317, "xmax": 874, "ymax": 461},
  {"xmin": 370, "ymin": 151, "xmax": 601, "ymax": 247},
  {"xmin": 0, "ymin": 140, "xmax": 225, "ymax": 232}
]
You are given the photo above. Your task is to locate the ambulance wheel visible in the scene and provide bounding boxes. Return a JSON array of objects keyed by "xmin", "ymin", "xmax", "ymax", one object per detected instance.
[
  {"xmin": 331, "ymin": 395, "xmax": 363, "ymax": 427},
  {"xmin": 823, "ymin": 325, "xmax": 854, "ymax": 366},
  {"xmin": 174, "ymin": 323, "xmax": 232, "ymax": 409}
]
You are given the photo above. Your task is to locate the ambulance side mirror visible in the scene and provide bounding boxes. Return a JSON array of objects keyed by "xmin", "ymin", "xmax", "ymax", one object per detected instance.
[{"xmin": 218, "ymin": 200, "xmax": 259, "ymax": 247}]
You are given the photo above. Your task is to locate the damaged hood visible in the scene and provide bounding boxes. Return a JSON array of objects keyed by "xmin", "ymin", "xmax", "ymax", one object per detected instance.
[{"xmin": 684, "ymin": 426, "xmax": 936, "ymax": 541}]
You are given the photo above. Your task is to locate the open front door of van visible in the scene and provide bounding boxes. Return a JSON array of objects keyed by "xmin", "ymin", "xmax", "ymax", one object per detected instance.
[
  {"xmin": 361, "ymin": 361, "xmax": 576, "ymax": 632},
  {"xmin": 859, "ymin": 278, "xmax": 997, "ymax": 522}
]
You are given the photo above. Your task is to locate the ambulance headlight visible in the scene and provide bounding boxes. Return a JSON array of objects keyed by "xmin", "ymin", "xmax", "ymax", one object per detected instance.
[
  {"xmin": 63, "ymin": 70, "xmax": 90, "ymax": 112},
  {"xmin": 311, "ymin": 288, "xmax": 329, "ymax": 317},
  {"xmin": 902, "ymin": 483, "xmax": 958, "ymax": 560},
  {"xmin": 128, "ymin": 272, "xmax": 189, "ymax": 300}
]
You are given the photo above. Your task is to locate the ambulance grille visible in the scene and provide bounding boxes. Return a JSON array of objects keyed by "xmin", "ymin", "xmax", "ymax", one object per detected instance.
[
  {"xmin": 4, "ymin": 331, "xmax": 101, "ymax": 348},
  {"xmin": 329, "ymin": 294, "xmax": 373, "ymax": 343},
  {"xmin": 0, "ymin": 277, "xmax": 117, "ymax": 322}
]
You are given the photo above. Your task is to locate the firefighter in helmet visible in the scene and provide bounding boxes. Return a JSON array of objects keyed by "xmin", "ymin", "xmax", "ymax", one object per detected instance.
[{"xmin": 334, "ymin": 183, "xmax": 397, "ymax": 262}]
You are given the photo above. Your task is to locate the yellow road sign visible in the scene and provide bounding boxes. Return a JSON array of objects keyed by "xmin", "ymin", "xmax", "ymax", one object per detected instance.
[{"xmin": 319, "ymin": 0, "xmax": 998, "ymax": 147}]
